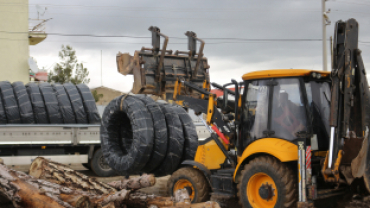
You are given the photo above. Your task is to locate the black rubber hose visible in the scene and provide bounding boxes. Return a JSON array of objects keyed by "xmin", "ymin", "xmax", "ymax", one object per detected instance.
[
  {"xmin": 63, "ymin": 83, "xmax": 88, "ymax": 123},
  {"xmin": 76, "ymin": 84, "xmax": 101, "ymax": 124},
  {"xmin": 52, "ymin": 83, "xmax": 76, "ymax": 124},
  {"xmin": 153, "ymin": 103, "xmax": 185, "ymax": 177},
  {"xmin": 134, "ymin": 95, "xmax": 168, "ymax": 173},
  {"xmin": 39, "ymin": 82, "xmax": 63, "ymax": 124},
  {"xmin": 100, "ymin": 95, "xmax": 154, "ymax": 176},
  {"xmin": 171, "ymin": 105, "xmax": 198, "ymax": 160},
  {"xmin": 0, "ymin": 81, "xmax": 21, "ymax": 123},
  {"xmin": 25, "ymin": 83, "xmax": 48, "ymax": 124},
  {"xmin": 12, "ymin": 82, "xmax": 35, "ymax": 124}
]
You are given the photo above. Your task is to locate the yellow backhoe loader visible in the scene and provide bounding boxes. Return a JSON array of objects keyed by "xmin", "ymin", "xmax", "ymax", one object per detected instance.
[{"xmin": 116, "ymin": 18, "xmax": 370, "ymax": 207}]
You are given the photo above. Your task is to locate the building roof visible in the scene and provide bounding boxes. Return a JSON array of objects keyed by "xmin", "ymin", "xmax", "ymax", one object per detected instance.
[{"xmin": 242, "ymin": 69, "xmax": 331, "ymax": 80}]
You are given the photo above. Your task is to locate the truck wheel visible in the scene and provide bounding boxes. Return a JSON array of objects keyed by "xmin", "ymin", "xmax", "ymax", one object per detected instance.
[
  {"xmin": 90, "ymin": 148, "xmax": 116, "ymax": 177},
  {"xmin": 237, "ymin": 156, "xmax": 297, "ymax": 208},
  {"xmin": 167, "ymin": 167, "xmax": 210, "ymax": 203}
]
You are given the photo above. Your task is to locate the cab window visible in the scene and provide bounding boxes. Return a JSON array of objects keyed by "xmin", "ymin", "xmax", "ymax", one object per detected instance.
[{"xmin": 271, "ymin": 78, "xmax": 307, "ymax": 141}]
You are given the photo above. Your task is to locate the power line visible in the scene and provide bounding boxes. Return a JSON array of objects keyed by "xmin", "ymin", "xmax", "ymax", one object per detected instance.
[
  {"xmin": 335, "ymin": 0, "xmax": 370, "ymax": 6},
  {"xmin": 2, "ymin": 31, "xmax": 370, "ymax": 44}
]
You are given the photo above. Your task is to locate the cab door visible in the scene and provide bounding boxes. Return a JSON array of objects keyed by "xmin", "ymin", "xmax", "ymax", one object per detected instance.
[{"xmin": 239, "ymin": 78, "xmax": 310, "ymax": 156}]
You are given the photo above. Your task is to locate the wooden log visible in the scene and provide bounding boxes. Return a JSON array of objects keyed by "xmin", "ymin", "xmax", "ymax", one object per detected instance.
[
  {"xmin": 161, "ymin": 201, "xmax": 221, "ymax": 208},
  {"xmin": 0, "ymin": 163, "xmax": 73, "ymax": 208},
  {"xmin": 107, "ymin": 174, "xmax": 156, "ymax": 190},
  {"xmin": 124, "ymin": 189, "xmax": 191, "ymax": 208},
  {"xmin": 0, "ymin": 162, "xmax": 132, "ymax": 208},
  {"xmin": 29, "ymin": 157, "xmax": 116, "ymax": 195},
  {"xmin": 124, "ymin": 191, "xmax": 220, "ymax": 208}
]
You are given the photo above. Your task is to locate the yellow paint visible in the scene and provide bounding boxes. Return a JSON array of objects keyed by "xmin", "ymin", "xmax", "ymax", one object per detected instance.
[
  {"xmin": 333, "ymin": 150, "xmax": 343, "ymax": 181},
  {"xmin": 233, "ymin": 138, "xmax": 298, "ymax": 181},
  {"xmin": 242, "ymin": 69, "xmax": 330, "ymax": 81},
  {"xmin": 173, "ymin": 79, "xmax": 179, "ymax": 100},
  {"xmin": 247, "ymin": 172, "xmax": 278, "ymax": 208},
  {"xmin": 206, "ymin": 94, "xmax": 215, "ymax": 125},
  {"xmin": 194, "ymin": 140, "xmax": 226, "ymax": 170},
  {"xmin": 173, "ymin": 179, "xmax": 195, "ymax": 201},
  {"xmin": 201, "ymin": 80, "xmax": 210, "ymax": 99},
  {"xmin": 314, "ymin": 151, "xmax": 327, "ymax": 157},
  {"xmin": 321, "ymin": 151, "xmax": 329, "ymax": 181}
]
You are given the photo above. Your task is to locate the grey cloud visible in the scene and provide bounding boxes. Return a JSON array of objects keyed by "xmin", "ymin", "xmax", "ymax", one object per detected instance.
[{"xmin": 29, "ymin": 0, "xmax": 370, "ymax": 91}]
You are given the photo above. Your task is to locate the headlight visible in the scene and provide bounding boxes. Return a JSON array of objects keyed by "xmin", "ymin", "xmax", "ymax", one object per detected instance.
[
  {"xmin": 312, "ymin": 72, "xmax": 317, "ymax": 78},
  {"xmin": 316, "ymin": 73, "xmax": 322, "ymax": 79}
]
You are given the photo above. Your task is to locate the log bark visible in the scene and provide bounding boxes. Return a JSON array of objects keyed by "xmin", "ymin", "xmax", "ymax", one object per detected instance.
[
  {"xmin": 124, "ymin": 191, "xmax": 220, "ymax": 208},
  {"xmin": 124, "ymin": 189, "xmax": 190, "ymax": 208},
  {"xmin": 107, "ymin": 174, "xmax": 156, "ymax": 190},
  {"xmin": 0, "ymin": 163, "xmax": 83, "ymax": 208},
  {"xmin": 0, "ymin": 162, "xmax": 131, "ymax": 208},
  {"xmin": 161, "ymin": 201, "xmax": 221, "ymax": 208},
  {"xmin": 29, "ymin": 157, "xmax": 117, "ymax": 195}
]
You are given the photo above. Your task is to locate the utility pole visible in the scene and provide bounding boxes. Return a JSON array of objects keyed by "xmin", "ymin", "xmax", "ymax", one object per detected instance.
[
  {"xmin": 322, "ymin": 0, "xmax": 331, "ymax": 71},
  {"xmin": 101, "ymin": 50, "xmax": 103, "ymax": 86}
]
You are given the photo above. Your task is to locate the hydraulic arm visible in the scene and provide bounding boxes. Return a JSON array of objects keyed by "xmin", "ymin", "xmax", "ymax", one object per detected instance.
[{"xmin": 325, "ymin": 18, "xmax": 370, "ymax": 193}]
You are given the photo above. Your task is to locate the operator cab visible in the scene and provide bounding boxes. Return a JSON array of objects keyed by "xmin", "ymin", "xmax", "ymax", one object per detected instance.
[{"xmin": 234, "ymin": 69, "xmax": 331, "ymax": 156}]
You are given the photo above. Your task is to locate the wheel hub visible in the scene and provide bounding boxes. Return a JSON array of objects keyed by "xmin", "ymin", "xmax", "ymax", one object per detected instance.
[
  {"xmin": 258, "ymin": 182, "xmax": 275, "ymax": 201},
  {"xmin": 98, "ymin": 156, "xmax": 111, "ymax": 170}
]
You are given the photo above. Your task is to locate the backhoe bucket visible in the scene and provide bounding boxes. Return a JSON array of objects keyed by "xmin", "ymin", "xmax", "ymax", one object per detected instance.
[{"xmin": 116, "ymin": 27, "xmax": 210, "ymax": 99}]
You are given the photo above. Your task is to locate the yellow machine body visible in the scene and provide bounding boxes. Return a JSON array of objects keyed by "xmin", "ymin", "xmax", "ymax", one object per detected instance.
[
  {"xmin": 194, "ymin": 139, "xmax": 227, "ymax": 170},
  {"xmin": 233, "ymin": 138, "xmax": 298, "ymax": 182},
  {"xmin": 242, "ymin": 69, "xmax": 330, "ymax": 81}
]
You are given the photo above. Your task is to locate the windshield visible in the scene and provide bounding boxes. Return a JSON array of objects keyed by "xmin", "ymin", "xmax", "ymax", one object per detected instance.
[
  {"xmin": 271, "ymin": 78, "xmax": 307, "ymax": 141},
  {"xmin": 305, "ymin": 81, "xmax": 330, "ymax": 150}
]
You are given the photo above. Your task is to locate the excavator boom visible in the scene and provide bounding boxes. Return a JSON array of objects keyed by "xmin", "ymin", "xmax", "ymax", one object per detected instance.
[{"xmin": 328, "ymin": 18, "xmax": 370, "ymax": 193}]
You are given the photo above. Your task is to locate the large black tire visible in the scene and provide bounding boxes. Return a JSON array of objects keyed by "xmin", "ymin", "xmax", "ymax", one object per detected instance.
[
  {"xmin": 237, "ymin": 156, "xmax": 297, "ymax": 208},
  {"xmin": 171, "ymin": 106, "xmax": 198, "ymax": 160},
  {"xmin": 76, "ymin": 84, "xmax": 101, "ymax": 124},
  {"xmin": 153, "ymin": 103, "xmax": 185, "ymax": 177},
  {"xmin": 52, "ymin": 83, "xmax": 76, "ymax": 124},
  {"xmin": 135, "ymin": 96, "xmax": 168, "ymax": 173},
  {"xmin": 100, "ymin": 95, "xmax": 154, "ymax": 175},
  {"xmin": 12, "ymin": 82, "xmax": 34, "ymax": 124},
  {"xmin": 0, "ymin": 81, "xmax": 21, "ymax": 123},
  {"xmin": 0, "ymin": 94, "xmax": 6, "ymax": 124},
  {"xmin": 90, "ymin": 148, "xmax": 116, "ymax": 177},
  {"xmin": 167, "ymin": 167, "xmax": 210, "ymax": 203},
  {"xmin": 63, "ymin": 83, "xmax": 88, "ymax": 124},
  {"xmin": 39, "ymin": 82, "xmax": 63, "ymax": 124},
  {"xmin": 26, "ymin": 83, "xmax": 48, "ymax": 124}
]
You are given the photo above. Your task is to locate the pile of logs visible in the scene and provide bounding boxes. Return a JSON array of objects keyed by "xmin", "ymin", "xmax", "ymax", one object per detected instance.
[{"xmin": 0, "ymin": 157, "xmax": 220, "ymax": 208}]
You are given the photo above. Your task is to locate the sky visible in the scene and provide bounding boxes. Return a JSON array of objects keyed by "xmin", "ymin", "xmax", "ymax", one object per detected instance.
[{"xmin": 28, "ymin": 0, "xmax": 370, "ymax": 92}]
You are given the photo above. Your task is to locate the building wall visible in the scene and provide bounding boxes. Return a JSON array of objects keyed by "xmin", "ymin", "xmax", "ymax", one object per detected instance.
[{"xmin": 0, "ymin": 0, "xmax": 29, "ymax": 84}]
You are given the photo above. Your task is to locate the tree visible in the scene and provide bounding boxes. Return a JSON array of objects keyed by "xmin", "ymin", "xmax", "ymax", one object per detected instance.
[
  {"xmin": 92, "ymin": 90, "xmax": 103, "ymax": 102},
  {"xmin": 48, "ymin": 45, "xmax": 90, "ymax": 84}
]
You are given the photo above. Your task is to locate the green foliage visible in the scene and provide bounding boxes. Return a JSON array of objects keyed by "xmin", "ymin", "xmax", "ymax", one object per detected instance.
[
  {"xmin": 48, "ymin": 45, "xmax": 90, "ymax": 84},
  {"xmin": 92, "ymin": 90, "xmax": 103, "ymax": 102}
]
